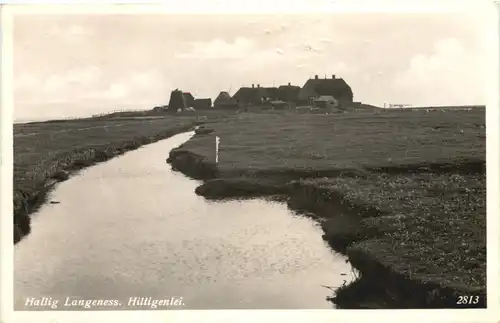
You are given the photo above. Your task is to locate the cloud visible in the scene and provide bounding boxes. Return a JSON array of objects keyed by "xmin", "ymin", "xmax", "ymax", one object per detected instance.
[
  {"xmin": 14, "ymin": 14, "xmax": 485, "ymax": 121},
  {"xmin": 170, "ymin": 21, "xmax": 354, "ymax": 92},
  {"xmin": 42, "ymin": 66, "xmax": 101, "ymax": 93},
  {"xmin": 15, "ymin": 66, "xmax": 102, "ymax": 105},
  {"xmin": 99, "ymin": 84, "xmax": 128, "ymax": 100},
  {"xmin": 83, "ymin": 70, "xmax": 173, "ymax": 102},
  {"xmin": 176, "ymin": 37, "xmax": 256, "ymax": 59},
  {"xmin": 16, "ymin": 68, "xmax": 173, "ymax": 106},
  {"xmin": 392, "ymin": 37, "xmax": 485, "ymax": 105}
]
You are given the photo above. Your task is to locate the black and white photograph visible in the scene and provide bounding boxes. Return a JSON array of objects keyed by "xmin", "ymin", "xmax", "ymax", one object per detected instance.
[{"xmin": 2, "ymin": 1, "xmax": 499, "ymax": 322}]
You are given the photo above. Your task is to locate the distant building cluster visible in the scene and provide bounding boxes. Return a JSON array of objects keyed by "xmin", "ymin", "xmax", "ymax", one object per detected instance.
[{"xmin": 158, "ymin": 74, "xmax": 355, "ymax": 113}]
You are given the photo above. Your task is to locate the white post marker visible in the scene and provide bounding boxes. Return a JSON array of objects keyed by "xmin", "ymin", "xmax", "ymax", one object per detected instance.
[{"xmin": 215, "ymin": 136, "xmax": 220, "ymax": 164}]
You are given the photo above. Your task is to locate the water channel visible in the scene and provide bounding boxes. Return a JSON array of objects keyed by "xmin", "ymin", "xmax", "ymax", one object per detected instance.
[{"xmin": 14, "ymin": 131, "xmax": 355, "ymax": 310}]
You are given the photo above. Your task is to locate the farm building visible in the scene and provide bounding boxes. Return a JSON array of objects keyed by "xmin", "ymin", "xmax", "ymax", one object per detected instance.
[
  {"xmin": 263, "ymin": 87, "xmax": 279, "ymax": 101},
  {"xmin": 193, "ymin": 98, "xmax": 212, "ymax": 110},
  {"xmin": 232, "ymin": 84, "xmax": 271, "ymax": 105},
  {"xmin": 269, "ymin": 100, "xmax": 290, "ymax": 109},
  {"xmin": 314, "ymin": 95, "xmax": 339, "ymax": 111},
  {"xmin": 168, "ymin": 89, "xmax": 187, "ymax": 112},
  {"xmin": 214, "ymin": 91, "xmax": 239, "ymax": 109},
  {"xmin": 298, "ymin": 75, "xmax": 353, "ymax": 106},
  {"xmin": 277, "ymin": 82, "xmax": 301, "ymax": 103},
  {"xmin": 183, "ymin": 92, "xmax": 195, "ymax": 108}
]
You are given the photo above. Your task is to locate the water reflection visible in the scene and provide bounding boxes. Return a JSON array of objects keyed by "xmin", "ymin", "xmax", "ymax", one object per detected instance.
[{"xmin": 14, "ymin": 131, "xmax": 355, "ymax": 310}]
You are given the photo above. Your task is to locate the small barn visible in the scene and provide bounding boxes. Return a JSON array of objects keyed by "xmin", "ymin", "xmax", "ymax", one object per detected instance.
[
  {"xmin": 270, "ymin": 100, "xmax": 290, "ymax": 109},
  {"xmin": 214, "ymin": 91, "xmax": 239, "ymax": 109},
  {"xmin": 193, "ymin": 98, "xmax": 212, "ymax": 110},
  {"xmin": 314, "ymin": 95, "xmax": 340, "ymax": 112},
  {"xmin": 168, "ymin": 89, "xmax": 187, "ymax": 112}
]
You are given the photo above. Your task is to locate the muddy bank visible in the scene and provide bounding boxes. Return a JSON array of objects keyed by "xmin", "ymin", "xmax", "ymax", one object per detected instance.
[
  {"xmin": 167, "ymin": 149, "xmax": 219, "ymax": 180},
  {"xmin": 167, "ymin": 147, "xmax": 486, "ymax": 309},
  {"xmin": 195, "ymin": 178, "xmax": 291, "ymax": 200},
  {"xmin": 332, "ymin": 243, "xmax": 486, "ymax": 309},
  {"xmin": 287, "ymin": 182, "xmax": 486, "ymax": 308},
  {"xmin": 14, "ymin": 123, "xmax": 196, "ymax": 244}
]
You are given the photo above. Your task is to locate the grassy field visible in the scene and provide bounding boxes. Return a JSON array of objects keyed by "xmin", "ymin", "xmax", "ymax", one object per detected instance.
[
  {"xmin": 13, "ymin": 116, "xmax": 200, "ymax": 243},
  {"xmin": 14, "ymin": 107, "xmax": 487, "ymax": 308},
  {"xmin": 298, "ymin": 172, "xmax": 486, "ymax": 304},
  {"xmin": 169, "ymin": 108, "xmax": 486, "ymax": 308},
  {"xmin": 178, "ymin": 109, "xmax": 485, "ymax": 172}
]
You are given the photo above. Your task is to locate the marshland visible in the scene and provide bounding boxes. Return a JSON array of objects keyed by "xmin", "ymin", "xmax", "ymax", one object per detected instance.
[
  {"xmin": 13, "ymin": 10, "xmax": 489, "ymax": 311},
  {"xmin": 14, "ymin": 106, "xmax": 486, "ymax": 309}
]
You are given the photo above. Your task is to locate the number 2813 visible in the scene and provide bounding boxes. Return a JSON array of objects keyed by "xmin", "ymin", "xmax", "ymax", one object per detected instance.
[{"xmin": 456, "ymin": 296, "xmax": 480, "ymax": 305}]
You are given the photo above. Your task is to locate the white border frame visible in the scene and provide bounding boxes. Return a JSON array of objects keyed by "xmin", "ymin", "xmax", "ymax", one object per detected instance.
[{"xmin": 1, "ymin": 2, "xmax": 499, "ymax": 323}]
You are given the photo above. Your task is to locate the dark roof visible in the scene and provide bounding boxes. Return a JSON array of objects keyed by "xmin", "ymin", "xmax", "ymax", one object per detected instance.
[
  {"xmin": 263, "ymin": 87, "xmax": 279, "ymax": 99},
  {"xmin": 183, "ymin": 92, "xmax": 195, "ymax": 106},
  {"xmin": 168, "ymin": 89, "xmax": 187, "ymax": 111},
  {"xmin": 278, "ymin": 84, "xmax": 300, "ymax": 89},
  {"xmin": 298, "ymin": 77, "xmax": 353, "ymax": 101},
  {"xmin": 193, "ymin": 98, "xmax": 212, "ymax": 109},
  {"xmin": 214, "ymin": 91, "xmax": 236, "ymax": 105},
  {"xmin": 232, "ymin": 87, "xmax": 269, "ymax": 104},
  {"xmin": 183, "ymin": 92, "xmax": 195, "ymax": 100},
  {"xmin": 277, "ymin": 84, "xmax": 301, "ymax": 102}
]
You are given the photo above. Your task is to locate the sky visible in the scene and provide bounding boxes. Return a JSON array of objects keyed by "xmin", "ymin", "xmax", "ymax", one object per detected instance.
[{"xmin": 13, "ymin": 12, "xmax": 488, "ymax": 121}]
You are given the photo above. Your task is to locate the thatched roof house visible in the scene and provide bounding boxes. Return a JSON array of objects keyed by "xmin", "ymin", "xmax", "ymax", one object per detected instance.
[
  {"xmin": 168, "ymin": 89, "xmax": 187, "ymax": 111},
  {"xmin": 193, "ymin": 98, "xmax": 212, "ymax": 110},
  {"xmin": 278, "ymin": 82, "xmax": 301, "ymax": 103},
  {"xmin": 298, "ymin": 75, "xmax": 353, "ymax": 104},
  {"xmin": 232, "ymin": 84, "xmax": 269, "ymax": 105},
  {"xmin": 183, "ymin": 92, "xmax": 195, "ymax": 108},
  {"xmin": 214, "ymin": 91, "xmax": 238, "ymax": 109},
  {"xmin": 214, "ymin": 91, "xmax": 231, "ymax": 103},
  {"xmin": 263, "ymin": 87, "xmax": 279, "ymax": 100}
]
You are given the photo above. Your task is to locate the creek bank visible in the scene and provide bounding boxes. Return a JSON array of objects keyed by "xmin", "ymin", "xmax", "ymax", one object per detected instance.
[
  {"xmin": 332, "ymin": 241, "xmax": 486, "ymax": 309},
  {"xmin": 195, "ymin": 178, "xmax": 291, "ymax": 200},
  {"xmin": 167, "ymin": 147, "xmax": 486, "ymax": 309},
  {"xmin": 288, "ymin": 181, "xmax": 485, "ymax": 308},
  {"xmin": 167, "ymin": 148, "xmax": 219, "ymax": 180},
  {"xmin": 194, "ymin": 126, "xmax": 215, "ymax": 135},
  {"xmin": 14, "ymin": 123, "xmax": 197, "ymax": 244}
]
